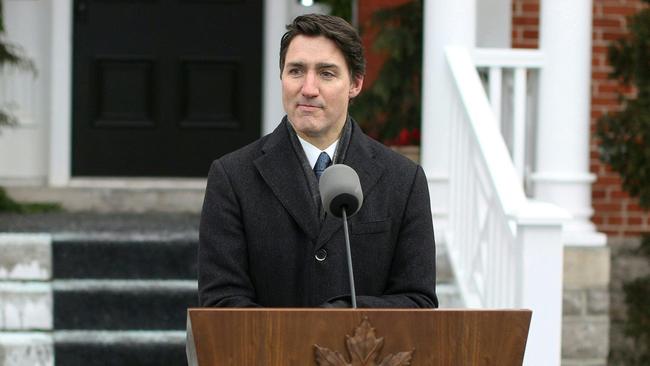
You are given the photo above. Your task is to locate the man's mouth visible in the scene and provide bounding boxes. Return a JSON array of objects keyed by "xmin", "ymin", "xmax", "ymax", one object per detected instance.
[{"xmin": 297, "ymin": 102, "xmax": 323, "ymax": 109}]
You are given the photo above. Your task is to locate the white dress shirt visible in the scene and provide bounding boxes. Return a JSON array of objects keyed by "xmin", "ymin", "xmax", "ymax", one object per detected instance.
[{"xmin": 297, "ymin": 136, "xmax": 338, "ymax": 170}]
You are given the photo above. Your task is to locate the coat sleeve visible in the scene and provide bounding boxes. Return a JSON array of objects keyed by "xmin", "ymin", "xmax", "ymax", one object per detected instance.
[
  {"xmin": 334, "ymin": 165, "xmax": 438, "ymax": 308},
  {"xmin": 198, "ymin": 159, "xmax": 260, "ymax": 307}
]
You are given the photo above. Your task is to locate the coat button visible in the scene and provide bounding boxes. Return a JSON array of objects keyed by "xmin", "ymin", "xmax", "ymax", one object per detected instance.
[{"xmin": 315, "ymin": 248, "xmax": 327, "ymax": 261}]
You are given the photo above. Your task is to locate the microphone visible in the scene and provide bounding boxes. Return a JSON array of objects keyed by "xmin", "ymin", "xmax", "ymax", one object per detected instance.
[
  {"xmin": 319, "ymin": 164, "xmax": 363, "ymax": 308},
  {"xmin": 319, "ymin": 164, "xmax": 363, "ymax": 218}
]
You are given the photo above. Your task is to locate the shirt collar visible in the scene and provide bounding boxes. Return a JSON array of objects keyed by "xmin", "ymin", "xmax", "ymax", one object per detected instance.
[{"xmin": 297, "ymin": 136, "xmax": 338, "ymax": 169}]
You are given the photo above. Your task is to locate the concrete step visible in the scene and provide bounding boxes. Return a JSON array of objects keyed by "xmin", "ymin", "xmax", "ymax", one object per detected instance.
[
  {"xmin": 0, "ymin": 282, "xmax": 52, "ymax": 330},
  {"xmin": 53, "ymin": 280, "xmax": 197, "ymax": 330},
  {"xmin": 54, "ymin": 330, "xmax": 186, "ymax": 366},
  {"xmin": 4, "ymin": 179, "xmax": 205, "ymax": 213},
  {"xmin": 0, "ymin": 213, "xmax": 199, "ymax": 235},
  {"xmin": 0, "ymin": 332, "xmax": 53, "ymax": 366},
  {"xmin": 53, "ymin": 237, "xmax": 197, "ymax": 279}
]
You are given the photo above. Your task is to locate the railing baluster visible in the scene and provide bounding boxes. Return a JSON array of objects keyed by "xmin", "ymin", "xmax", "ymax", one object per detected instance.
[
  {"xmin": 488, "ymin": 67, "xmax": 502, "ymax": 129},
  {"xmin": 512, "ymin": 67, "xmax": 527, "ymax": 183}
]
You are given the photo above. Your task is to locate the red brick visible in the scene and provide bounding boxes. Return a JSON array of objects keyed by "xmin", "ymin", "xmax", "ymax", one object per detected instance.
[
  {"xmin": 513, "ymin": 43, "xmax": 538, "ymax": 49},
  {"xmin": 592, "ymin": 216, "xmax": 605, "ymax": 225},
  {"xmin": 595, "ymin": 176, "xmax": 623, "ymax": 187},
  {"xmin": 592, "ymin": 46, "xmax": 610, "ymax": 54},
  {"xmin": 594, "ymin": 18, "xmax": 624, "ymax": 28},
  {"xmin": 602, "ymin": 5, "xmax": 640, "ymax": 16},
  {"xmin": 626, "ymin": 202, "xmax": 646, "ymax": 212},
  {"xmin": 513, "ymin": 17, "xmax": 539, "ymax": 26},
  {"xmin": 522, "ymin": 3, "xmax": 539, "ymax": 12},
  {"xmin": 590, "ymin": 152, "xmax": 602, "ymax": 161},
  {"xmin": 611, "ymin": 190, "xmax": 631, "ymax": 199},
  {"xmin": 593, "ymin": 190, "xmax": 607, "ymax": 199},
  {"xmin": 603, "ymin": 31, "xmax": 627, "ymax": 41},
  {"xmin": 523, "ymin": 30, "xmax": 539, "ymax": 39},
  {"xmin": 593, "ymin": 202, "xmax": 623, "ymax": 212},
  {"xmin": 622, "ymin": 230, "xmax": 647, "ymax": 236},
  {"xmin": 592, "ymin": 98, "xmax": 621, "ymax": 106},
  {"xmin": 597, "ymin": 83, "xmax": 624, "ymax": 94},
  {"xmin": 592, "ymin": 71, "xmax": 613, "ymax": 80},
  {"xmin": 629, "ymin": 217, "xmax": 643, "ymax": 225},
  {"xmin": 608, "ymin": 217, "xmax": 624, "ymax": 225},
  {"xmin": 591, "ymin": 110, "xmax": 605, "ymax": 119}
]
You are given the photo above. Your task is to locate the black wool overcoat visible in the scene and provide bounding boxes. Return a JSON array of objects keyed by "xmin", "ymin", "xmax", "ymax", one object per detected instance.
[{"xmin": 198, "ymin": 118, "xmax": 438, "ymax": 308}]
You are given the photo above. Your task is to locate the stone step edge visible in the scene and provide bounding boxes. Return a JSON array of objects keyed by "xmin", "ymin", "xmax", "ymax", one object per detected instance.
[
  {"xmin": 0, "ymin": 331, "xmax": 53, "ymax": 344},
  {"xmin": 54, "ymin": 330, "xmax": 185, "ymax": 345},
  {"xmin": 53, "ymin": 280, "xmax": 197, "ymax": 291},
  {"xmin": 6, "ymin": 185, "xmax": 204, "ymax": 213}
]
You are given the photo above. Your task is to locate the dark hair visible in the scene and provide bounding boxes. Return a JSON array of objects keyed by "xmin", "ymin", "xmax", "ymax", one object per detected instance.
[{"xmin": 280, "ymin": 13, "xmax": 366, "ymax": 81}]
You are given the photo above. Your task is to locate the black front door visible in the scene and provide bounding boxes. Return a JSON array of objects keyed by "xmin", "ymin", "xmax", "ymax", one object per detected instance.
[{"xmin": 73, "ymin": 0, "xmax": 262, "ymax": 177}]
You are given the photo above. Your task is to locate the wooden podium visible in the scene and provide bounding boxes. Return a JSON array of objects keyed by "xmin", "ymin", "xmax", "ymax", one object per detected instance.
[{"xmin": 186, "ymin": 308, "xmax": 531, "ymax": 365}]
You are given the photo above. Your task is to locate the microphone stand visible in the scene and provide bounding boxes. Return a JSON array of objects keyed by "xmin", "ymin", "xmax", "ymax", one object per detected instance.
[{"xmin": 341, "ymin": 207, "xmax": 357, "ymax": 309}]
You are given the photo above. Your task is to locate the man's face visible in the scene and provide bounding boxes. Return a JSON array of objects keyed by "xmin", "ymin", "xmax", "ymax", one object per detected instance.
[{"xmin": 281, "ymin": 35, "xmax": 363, "ymax": 148}]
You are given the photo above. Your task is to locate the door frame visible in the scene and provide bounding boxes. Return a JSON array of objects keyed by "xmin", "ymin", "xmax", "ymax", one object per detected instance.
[{"xmin": 49, "ymin": 0, "xmax": 287, "ymax": 186}]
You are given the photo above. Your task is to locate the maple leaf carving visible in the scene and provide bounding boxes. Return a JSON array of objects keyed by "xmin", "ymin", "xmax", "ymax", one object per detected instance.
[{"xmin": 313, "ymin": 317, "xmax": 414, "ymax": 366}]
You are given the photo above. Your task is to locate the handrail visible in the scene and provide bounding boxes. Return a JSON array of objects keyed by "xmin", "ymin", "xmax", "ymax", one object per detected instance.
[
  {"xmin": 443, "ymin": 46, "xmax": 567, "ymax": 366},
  {"xmin": 473, "ymin": 48, "xmax": 544, "ymax": 68},
  {"xmin": 471, "ymin": 48, "xmax": 543, "ymax": 186},
  {"xmin": 446, "ymin": 47, "xmax": 527, "ymax": 215}
]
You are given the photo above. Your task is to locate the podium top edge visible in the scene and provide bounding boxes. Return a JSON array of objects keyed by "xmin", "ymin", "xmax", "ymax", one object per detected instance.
[{"xmin": 187, "ymin": 308, "xmax": 532, "ymax": 314}]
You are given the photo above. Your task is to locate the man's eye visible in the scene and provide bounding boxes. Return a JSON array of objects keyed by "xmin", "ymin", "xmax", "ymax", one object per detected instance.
[
  {"xmin": 321, "ymin": 71, "xmax": 335, "ymax": 78},
  {"xmin": 288, "ymin": 68, "xmax": 302, "ymax": 76}
]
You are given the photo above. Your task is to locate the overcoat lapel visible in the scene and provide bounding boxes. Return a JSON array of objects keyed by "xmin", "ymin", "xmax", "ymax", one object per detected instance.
[
  {"xmin": 254, "ymin": 122, "xmax": 320, "ymax": 239},
  {"xmin": 316, "ymin": 126, "xmax": 385, "ymax": 248}
]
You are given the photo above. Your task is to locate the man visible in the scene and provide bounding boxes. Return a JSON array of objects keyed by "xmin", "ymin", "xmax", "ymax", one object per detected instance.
[{"xmin": 198, "ymin": 13, "xmax": 437, "ymax": 308}]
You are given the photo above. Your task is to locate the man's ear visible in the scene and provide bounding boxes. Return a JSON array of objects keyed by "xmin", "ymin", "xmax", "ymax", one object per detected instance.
[{"xmin": 349, "ymin": 75, "xmax": 364, "ymax": 98}]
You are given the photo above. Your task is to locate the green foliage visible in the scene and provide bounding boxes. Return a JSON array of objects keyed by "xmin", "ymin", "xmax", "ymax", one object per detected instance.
[
  {"xmin": 350, "ymin": 0, "xmax": 422, "ymax": 145},
  {"xmin": 599, "ymin": 5, "xmax": 650, "ymax": 363},
  {"xmin": 0, "ymin": 1, "xmax": 36, "ymax": 133},
  {"xmin": 619, "ymin": 235, "xmax": 650, "ymax": 365},
  {"xmin": 597, "ymin": 2, "xmax": 650, "ymax": 209},
  {"xmin": 315, "ymin": 0, "xmax": 353, "ymax": 23},
  {"xmin": 0, "ymin": 109, "xmax": 17, "ymax": 131},
  {"xmin": 0, "ymin": 187, "xmax": 61, "ymax": 213}
]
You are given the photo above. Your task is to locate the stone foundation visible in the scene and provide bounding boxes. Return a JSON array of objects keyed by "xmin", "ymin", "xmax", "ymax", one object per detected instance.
[
  {"xmin": 608, "ymin": 236, "xmax": 650, "ymax": 365},
  {"xmin": 562, "ymin": 246, "xmax": 610, "ymax": 366}
]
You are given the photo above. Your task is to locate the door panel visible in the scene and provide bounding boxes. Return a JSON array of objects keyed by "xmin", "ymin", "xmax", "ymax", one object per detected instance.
[{"xmin": 73, "ymin": 0, "xmax": 263, "ymax": 177}]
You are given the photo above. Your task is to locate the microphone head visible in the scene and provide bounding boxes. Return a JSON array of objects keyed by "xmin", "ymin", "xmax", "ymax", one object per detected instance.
[{"xmin": 319, "ymin": 164, "xmax": 363, "ymax": 218}]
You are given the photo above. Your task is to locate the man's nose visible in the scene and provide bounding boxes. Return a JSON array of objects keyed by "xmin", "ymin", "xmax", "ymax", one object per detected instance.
[{"xmin": 301, "ymin": 72, "xmax": 319, "ymax": 97}]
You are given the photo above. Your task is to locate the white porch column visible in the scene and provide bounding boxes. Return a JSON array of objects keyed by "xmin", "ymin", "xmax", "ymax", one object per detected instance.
[
  {"xmin": 534, "ymin": 0, "xmax": 605, "ymax": 246},
  {"xmin": 421, "ymin": 0, "xmax": 476, "ymax": 237},
  {"xmin": 262, "ymin": 0, "xmax": 292, "ymax": 135}
]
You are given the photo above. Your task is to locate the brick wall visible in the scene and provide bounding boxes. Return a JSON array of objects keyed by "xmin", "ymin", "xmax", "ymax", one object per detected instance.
[
  {"xmin": 512, "ymin": 0, "xmax": 650, "ymax": 236},
  {"xmin": 358, "ymin": 0, "xmax": 412, "ymax": 88},
  {"xmin": 591, "ymin": 0, "xmax": 649, "ymax": 236},
  {"xmin": 512, "ymin": 0, "xmax": 539, "ymax": 49}
]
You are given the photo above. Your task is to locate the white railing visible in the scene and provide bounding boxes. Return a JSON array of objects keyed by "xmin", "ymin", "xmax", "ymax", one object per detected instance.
[
  {"xmin": 472, "ymin": 48, "xmax": 544, "ymax": 191},
  {"xmin": 444, "ymin": 46, "xmax": 568, "ymax": 366}
]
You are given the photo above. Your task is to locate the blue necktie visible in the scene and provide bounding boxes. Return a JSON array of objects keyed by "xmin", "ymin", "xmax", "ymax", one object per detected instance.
[{"xmin": 314, "ymin": 152, "xmax": 332, "ymax": 180}]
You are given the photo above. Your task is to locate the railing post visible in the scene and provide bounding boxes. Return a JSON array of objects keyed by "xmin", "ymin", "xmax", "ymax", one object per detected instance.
[
  {"xmin": 512, "ymin": 67, "xmax": 527, "ymax": 183},
  {"xmin": 514, "ymin": 201, "xmax": 569, "ymax": 366},
  {"xmin": 487, "ymin": 67, "xmax": 502, "ymax": 127}
]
